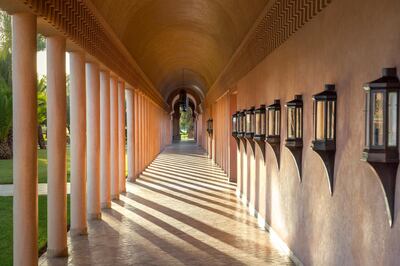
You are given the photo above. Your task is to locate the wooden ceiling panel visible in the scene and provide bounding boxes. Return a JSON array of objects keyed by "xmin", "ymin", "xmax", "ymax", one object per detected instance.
[{"xmin": 89, "ymin": 0, "xmax": 269, "ymax": 98}]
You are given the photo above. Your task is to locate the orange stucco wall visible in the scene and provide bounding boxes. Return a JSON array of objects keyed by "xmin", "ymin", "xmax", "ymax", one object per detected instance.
[{"xmin": 204, "ymin": 0, "xmax": 400, "ymax": 264}]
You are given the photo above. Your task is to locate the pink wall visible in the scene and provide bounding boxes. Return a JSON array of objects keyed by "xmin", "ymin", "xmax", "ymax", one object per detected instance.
[{"xmin": 205, "ymin": 0, "xmax": 400, "ymax": 264}]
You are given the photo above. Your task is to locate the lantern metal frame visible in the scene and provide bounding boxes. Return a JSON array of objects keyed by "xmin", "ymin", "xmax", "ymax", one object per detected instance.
[
  {"xmin": 237, "ymin": 110, "xmax": 247, "ymax": 151},
  {"xmin": 285, "ymin": 95, "xmax": 303, "ymax": 181},
  {"xmin": 311, "ymin": 84, "xmax": 336, "ymax": 195},
  {"xmin": 361, "ymin": 67, "xmax": 400, "ymax": 227},
  {"xmin": 254, "ymin": 105, "xmax": 266, "ymax": 162},
  {"xmin": 245, "ymin": 107, "xmax": 256, "ymax": 156},
  {"xmin": 266, "ymin": 99, "xmax": 281, "ymax": 168},
  {"xmin": 231, "ymin": 112, "xmax": 240, "ymax": 148},
  {"xmin": 207, "ymin": 118, "xmax": 213, "ymax": 136}
]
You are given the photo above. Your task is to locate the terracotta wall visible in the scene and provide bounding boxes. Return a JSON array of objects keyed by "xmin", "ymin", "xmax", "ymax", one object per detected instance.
[
  {"xmin": 133, "ymin": 90, "xmax": 170, "ymax": 179},
  {"xmin": 205, "ymin": 0, "xmax": 400, "ymax": 264}
]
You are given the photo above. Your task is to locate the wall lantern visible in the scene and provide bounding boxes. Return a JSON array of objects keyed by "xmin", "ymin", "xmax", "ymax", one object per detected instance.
[
  {"xmin": 266, "ymin": 99, "xmax": 281, "ymax": 168},
  {"xmin": 311, "ymin": 84, "xmax": 336, "ymax": 195},
  {"xmin": 245, "ymin": 107, "xmax": 256, "ymax": 156},
  {"xmin": 361, "ymin": 67, "xmax": 400, "ymax": 227},
  {"xmin": 231, "ymin": 112, "xmax": 240, "ymax": 148},
  {"xmin": 237, "ymin": 110, "xmax": 246, "ymax": 138},
  {"xmin": 285, "ymin": 95, "xmax": 303, "ymax": 181},
  {"xmin": 178, "ymin": 90, "xmax": 188, "ymax": 112},
  {"xmin": 207, "ymin": 118, "xmax": 213, "ymax": 136},
  {"xmin": 232, "ymin": 112, "xmax": 238, "ymax": 137},
  {"xmin": 254, "ymin": 105, "xmax": 266, "ymax": 161}
]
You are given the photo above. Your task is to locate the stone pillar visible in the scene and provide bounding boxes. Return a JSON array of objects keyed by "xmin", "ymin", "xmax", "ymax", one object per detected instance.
[
  {"xmin": 139, "ymin": 94, "xmax": 143, "ymax": 173},
  {"xmin": 126, "ymin": 89, "xmax": 135, "ymax": 182},
  {"xmin": 118, "ymin": 81, "xmax": 126, "ymax": 192},
  {"xmin": 86, "ymin": 62, "xmax": 101, "ymax": 220},
  {"xmin": 69, "ymin": 51, "xmax": 87, "ymax": 235},
  {"xmin": 100, "ymin": 70, "xmax": 111, "ymax": 208},
  {"xmin": 12, "ymin": 12, "xmax": 38, "ymax": 266},
  {"xmin": 110, "ymin": 76, "xmax": 119, "ymax": 199},
  {"xmin": 134, "ymin": 91, "xmax": 139, "ymax": 178},
  {"xmin": 46, "ymin": 36, "xmax": 68, "ymax": 257}
]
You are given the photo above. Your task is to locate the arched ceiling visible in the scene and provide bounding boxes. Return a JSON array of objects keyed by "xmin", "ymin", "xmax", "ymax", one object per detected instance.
[{"xmin": 89, "ymin": 0, "xmax": 269, "ymax": 99}]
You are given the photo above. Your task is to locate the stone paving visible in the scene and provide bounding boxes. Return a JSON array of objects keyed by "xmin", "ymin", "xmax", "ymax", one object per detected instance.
[{"xmin": 40, "ymin": 141, "xmax": 294, "ymax": 266}]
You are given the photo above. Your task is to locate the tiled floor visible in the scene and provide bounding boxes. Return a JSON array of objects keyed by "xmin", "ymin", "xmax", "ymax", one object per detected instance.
[{"xmin": 40, "ymin": 141, "xmax": 293, "ymax": 266}]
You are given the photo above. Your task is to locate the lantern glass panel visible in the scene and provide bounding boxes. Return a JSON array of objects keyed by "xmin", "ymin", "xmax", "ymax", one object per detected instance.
[
  {"xmin": 246, "ymin": 113, "xmax": 250, "ymax": 133},
  {"xmin": 327, "ymin": 100, "xmax": 335, "ymax": 140},
  {"xmin": 241, "ymin": 114, "xmax": 245, "ymax": 133},
  {"xmin": 388, "ymin": 91, "xmax": 398, "ymax": 147},
  {"xmin": 316, "ymin": 101, "xmax": 326, "ymax": 140},
  {"xmin": 255, "ymin": 112, "xmax": 260, "ymax": 135},
  {"xmin": 288, "ymin": 107, "xmax": 295, "ymax": 139},
  {"xmin": 365, "ymin": 92, "xmax": 370, "ymax": 146},
  {"xmin": 275, "ymin": 110, "xmax": 280, "ymax": 135},
  {"xmin": 372, "ymin": 92, "xmax": 384, "ymax": 146},
  {"xmin": 251, "ymin": 112, "xmax": 255, "ymax": 133},
  {"xmin": 261, "ymin": 112, "xmax": 266, "ymax": 135},
  {"xmin": 296, "ymin": 107, "xmax": 302, "ymax": 138},
  {"xmin": 232, "ymin": 116, "xmax": 237, "ymax": 133},
  {"xmin": 268, "ymin": 109, "xmax": 275, "ymax": 136}
]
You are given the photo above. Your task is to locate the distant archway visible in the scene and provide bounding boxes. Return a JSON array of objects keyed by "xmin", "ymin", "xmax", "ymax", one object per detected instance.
[{"xmin": 170, "ymin": 90, "xmax": 197, "ymax": 142}]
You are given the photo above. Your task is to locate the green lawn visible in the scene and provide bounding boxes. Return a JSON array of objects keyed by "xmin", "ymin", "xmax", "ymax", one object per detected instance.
[
  {"xmin": 0, "ymin": 148, "xmax": 71, "ymax": 184},
  {"xmin": 0, "ymin": 195, "xmax": 70, "ymax": 266}
]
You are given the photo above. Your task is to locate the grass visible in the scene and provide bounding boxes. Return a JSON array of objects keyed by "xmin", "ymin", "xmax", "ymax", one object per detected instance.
[
  {"xmin": 0, "ymin": 148, "xmax": 71, "ymax": 184},
  {"xmin": 0, "ymin": 195, "xmax": 71, "ymax": 266}
]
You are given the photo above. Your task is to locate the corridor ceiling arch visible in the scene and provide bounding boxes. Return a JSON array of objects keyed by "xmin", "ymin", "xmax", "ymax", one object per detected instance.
[{"xmin": 89, "ymin": 0, "xmax": 269, "ymax": 97}]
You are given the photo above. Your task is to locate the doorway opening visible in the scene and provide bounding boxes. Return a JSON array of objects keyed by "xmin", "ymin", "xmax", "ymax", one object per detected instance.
[{"xmin": 179, "ymin": 105, "xmax": 194, "ymax": 140}]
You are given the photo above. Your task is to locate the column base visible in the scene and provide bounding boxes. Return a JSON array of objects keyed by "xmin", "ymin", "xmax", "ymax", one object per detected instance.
[
  {"xmin": 70, "ymin": 227, "xmax": 88, "ymax": 236},
  {"xmin": 47, "ymin": 247, "xmax": 68, "ymax": 258},
  {"xmin": 111, "ymin": 194, "xmax": 119, "ymax": 200},
  {"xmin": 101, "ymin": 202, "xmax": 111, "ymax": 209},
  {"xmin": 87, "ymin": 213, "xmax": 102, "ymax": 220}
]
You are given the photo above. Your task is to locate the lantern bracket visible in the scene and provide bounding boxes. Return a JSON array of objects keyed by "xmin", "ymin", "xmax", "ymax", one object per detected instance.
[
  {"xmin": 239, "ymin": 137, "xmax": 247, "ymax": 152},
  {"xmin": 245, "ymin": 138, "xmax": 256, "ymax": 157},
  {"xmin": 266, "ymin": 136, "xmax": 280, "ymax": 169},
  {"xmin": 312, "ymin": 145, "xmax": 335, "ymax": 195},
  {"xmin": 232, "ymin": 134, "xmax": 240, "ymax": 149},
  {"xmin": 254, "ymin": 137, "xmax": 266, "ymax": 162},
  {"xmin": 362, "ymin": 158, "xmax": 398, "ymax": 227},
  {"xmin": 285, "ymin": 140, "xmax": 303, "ymax": 182}
]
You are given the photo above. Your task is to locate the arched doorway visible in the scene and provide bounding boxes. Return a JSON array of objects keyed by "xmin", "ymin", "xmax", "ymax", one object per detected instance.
[{"xmin": 171, "ymin": 90, "xmax": 198, "ymax": 142}]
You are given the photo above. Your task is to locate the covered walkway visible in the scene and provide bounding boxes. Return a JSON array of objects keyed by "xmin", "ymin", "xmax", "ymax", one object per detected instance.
[{"xmin": 40, "ymin": 142, "xmax": 293, "ymax": 266}]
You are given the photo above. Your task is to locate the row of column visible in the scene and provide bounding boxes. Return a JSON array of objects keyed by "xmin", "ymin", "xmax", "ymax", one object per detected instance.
[
  {"xmin": 130, "ymin": 91, "xmax": 171, "ymax": 179},
  {"xmin": 12, "ymin": 13, "xmax": 127, "ymax": 265}
]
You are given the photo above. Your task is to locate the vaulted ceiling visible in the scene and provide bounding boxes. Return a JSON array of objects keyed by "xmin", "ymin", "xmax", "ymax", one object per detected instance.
[{"xmin": 89, "ymin": 0, "xmax": 269, "ymax": 100}]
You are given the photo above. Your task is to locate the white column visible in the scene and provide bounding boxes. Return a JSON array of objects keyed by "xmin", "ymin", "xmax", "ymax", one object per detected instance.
[
  {"xmin": 110, "ymin": 76, "xmax": 119, "ymax": 199},
  {"xmin": 118, "ymin": 81, "xmax": 126, "ymax": 192},
  {"xmin": 126, "ymin": 89, "xmax": 135, "ymax": 182},
  {"xmin": 86, "ymin": 62, "xmax": 101, "ymax": 220},
  {"xmin": 46, "ymin": 36, "xmax": 68, "ymax": 257},
  {"xmin": 100, "ymin": 70, "xmax": 111, "ymax": 208},
  {"xmin": 12, "ymin": 12, "xmax": 38, "ymax": 266},
  {"xmin": 69, "ymin": 51, "xmax": 87, "ymax": 236}
]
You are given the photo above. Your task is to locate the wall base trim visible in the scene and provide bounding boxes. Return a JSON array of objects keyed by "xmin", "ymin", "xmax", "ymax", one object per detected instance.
[{"xmin": 235, "ymin": 189, "xmax": 303, "ymax": 266}]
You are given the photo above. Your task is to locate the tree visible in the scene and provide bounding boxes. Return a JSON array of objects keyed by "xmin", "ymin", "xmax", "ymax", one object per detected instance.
[
  {"xmin": 0, "ymin": 10, "xmax": 47, "ymax": 157},
  {"xmin": 37, "ymin": 76, "xmax": 47, "ymax": 149},
  {"xmin": 0, "ymin": 78, "xmax": 12, "ymax": 158},
  {"xmin": 179, "ymin": 106, "xmax": 194, "ymax": 139},
  {"xmin": 0, "ymin": 11, "xmax": 12, "ymax": 158}
]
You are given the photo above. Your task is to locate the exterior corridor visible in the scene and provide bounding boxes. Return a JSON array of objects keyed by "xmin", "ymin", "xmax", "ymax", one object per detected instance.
[{"xmin": 40, "ymin": 141, "xmax": 293, "ymax": 266}]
